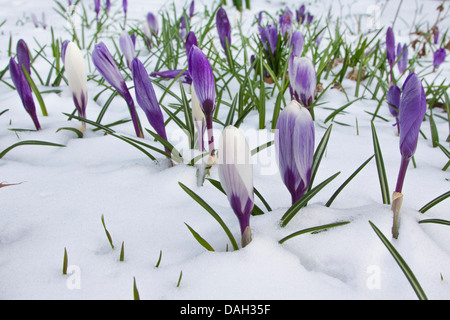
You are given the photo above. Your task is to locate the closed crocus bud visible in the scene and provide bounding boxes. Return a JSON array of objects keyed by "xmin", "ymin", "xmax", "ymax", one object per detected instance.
[
  {"xmin": 289, "ymin": 56, "xmax": 317, "ymax": 110},
  {"xmin": 16, "ymin": 39, "xmax": 31, "ymax": 76},
  {"xmin": 180, "ymin": 16, "xmax": 186, "ymax": 39},
  {"xmin": 122, "ymin": 0, "xmax": 127, "ymax": 15},
  {"xmin": 260, "ymin": 24, "xmax": 278, "ymax": 55},
  {"xmin": 92, "ymin": 42, "xmax": 142, "ymax": 138},
  {"xmin": 279, "ymin": 8, "xmax": 293, "ymax": 37},
  {"xmin": 64, "ymin": 42, "xmax": 88, "ymax": 126},
  {"xmin": 275, "ymin": 100, "xmax": 314, "ymax": 204},
  {"xmin": 189, "ymin": 0, "xmax": 195, "ymax": 18},
  {"xmin": 296, "ymin": 5, "xmax": 306, "ymax": 24},
  {"xmin": 146, "ymin": 12, "xmax": 159, "ymax": 36},
  {"xmin": 61, "ymin": 40, "xmax": 69, "ymax": 64},
  {"xmin": 392, "ymin": 73, "xmax": 426, "ymax": 239},
  {"xmin": 290, "ymin": 30, "xmax": 304, "ymax": 58},
  {"xmin": 9, "ymin": 58, "xmax": 41, "ymax": 130},
  {"xmin": 132, "ymin": 58, "xmax": 169, "ymax": 150},
  {"xmin": 94, "ymin": 0, "xmax": 101, "ymax": 19},
  {"xmin": 396, "ymin": 43, "xmax": 408, "ymax": 74},
  {"xmin": 386, "ymin": 27, "xmax": 396, "ymax": 68},
  {"xmin": 188, "ymin": 45, "xmax": 216, "ymax": 155},
  {"xmin": 185, "ymin": 31, "xmax": 198, "ymax": 57},
  {"xmin": 191, "ymin": 84, "xmax": 206, "ymax": 151},
  {"xmin": 387, "ymin": 84, "xmax": 401, "ymax": 118},
  {"xmin": 433, "ymin": 48, "xmax": 446, "ymax": 71},
  {"xmin": 119, "ymin": 31, "xmax": 136, "ymax": 69},
  {"xmin": 433, "ymin": 26, "xmax": 439, "ymax": 44},
  {"xmin": 218, "ymin": 125, "xmax": 254, "ymax": 248},
  {"xmin": 216, "ymin": 7, "xmax": 231, "ymax": 56}
]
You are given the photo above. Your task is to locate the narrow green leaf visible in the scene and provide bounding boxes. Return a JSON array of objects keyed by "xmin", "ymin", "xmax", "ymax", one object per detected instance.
[
  {"xmin": 279, "ymin": 221, "xmax": 351, "ymax": 244},
  {"xmin": 101, "ymin": 214, "xmax": 114, "ymax": 249},
  {"xmin": 371, "ymin": 122, "xmax": 390, "ymax": 205},
  {"xmin": 155, "ymin": 250, "xmax": 162, "ymax": 268},
  {"xmin": 62, "ymin": 247, "xmax": 68, "ymax": 275},
  {"xmin": 133, "ymin": 277, "xmax": 140, "ymax": 300},
  {"xmin": 280, "ymin": 172, "xmax": 341, "ymax": 227},
  {"xmin": 308, "ymin": 124, "xmax": 333, "ymax": 192},
  {"xmin": 177, "ymin": 270, "xmax": 183, "ymax": 288},
  {"xmin": 119, "ymin": 241, "xmax": 125, "ymax": 261},
  {"xmin": 178, "ymin": 182, "xmax": 239, "ymax": 251},
  {"xmin": 56, "ymin": 127, "xmax": 84, "ymax": 138},
  {"xmin": 418, "ymin": 219, "xmax": 450, "ymax": 226},
  {"xmin": 0, "ymin": 140, "xmax": 65, "ymax": 160},
  {"xmin": 418, "ymin": 191, "xmax": 450, "ymax": 213},
  {"xmin": 369, "ymin": 221, "xmax": 428, "ymax": 300},
  {"xmin": 185, "ymin": 223, "xmax": 215, "ymax": 252},
  {"xmin": 21, "ymin": 65, "xmax": 48, "ymax": 116}
]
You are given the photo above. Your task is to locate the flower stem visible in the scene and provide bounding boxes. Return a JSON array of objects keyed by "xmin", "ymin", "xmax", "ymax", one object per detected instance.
[
  {"xmin": 395, "ymin": 156, "xmax": 410, "ymax": 193},
  {"xmin": 206, "ymin": 115, "xmax": 215, "ymax": 156}
]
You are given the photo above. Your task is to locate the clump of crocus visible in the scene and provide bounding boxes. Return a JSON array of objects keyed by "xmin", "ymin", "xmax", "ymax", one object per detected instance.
[
  {"xmin": 119, "ymin": 31, "xmax": 136, "ymax": 69},
  {"xmin": 275, "ymin": 100, "xmax": 315, "ymax": 205},
  {"xmin": 64, "ymin": 41, "xmax": 88, "ymax": 129},
  {"xmin": 188, "ymin": 45, "xmax": 216, "ymax": 160},
  {"xmin": 288, "ymin": 56, "xmax": 317, "ymax": 118},
  {"xmin": 396, "ymin": 43, "xmax": 408, "ymax": 74},
  {"xmin": 131, "ymin": 58, "xmax": 169, "ymax": 155},
  {"xmin": 92, "ymin": 42, "xmax": 143, "ymax": 138},
  {"xmin": 216, "ymin": 7, "xmax": 231, "ymax": 58},
  {"xmin": 386, "ymin": 84, "xmax": 401, "ymax": 134},
  {"xmin": 386, "ymin": 26, "xmax": 396, "ymax": 84},
  {"xmin": 391, "ymin": 73, "xmax": 426, "ymax": 239},
  {"xmin": 218, "ymin": 125, "xmax": 254, "ymax": 248},
  {"xmin": 9, "ymin": 57, "xmax": 41, "ymax": 130},
  {"xmin": 433, "ymin": 48, "xmax": 446, "ymax": 71}
]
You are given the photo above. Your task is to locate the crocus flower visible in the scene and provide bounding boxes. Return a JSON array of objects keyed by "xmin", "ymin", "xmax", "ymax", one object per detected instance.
[
  {"xmin": 290, "ymin": 30, "xmax": 304, "ymax": 58},
  {"xmin": 64, "ymin": 41, "xmax": 88, "ymax": 126},
  {"xmin": 386, "ymin": 27, "xmax": 396, "ymax": 68},
  {"xmin": 396, "ymin": 43, "xmax": 408, "ymax": 74},
  {"xmin": 216, "ymin": 7, "xmax": 231, "ymax": 56},
  {"xmin": 119, "ymin": 31, "xmax": 136, "ymax": 69},
  {"xmin": 289, "ymin": 56, "xmax": 317, "ymax": 111},
  {"xmin": 296, "ymin": 5, "xmax": 306, "ymax": 24},
  {"xmin": 275, "ymin": 100, "xmax": 314, "ymax": 204},
  {"xmin": 31, "ymin": 13, "xmax": 39, "ymax": 28},
  {"xmin": 306, "ymin": 12, "xmax": 314, "ymax": 25},
  {"xmin": 122, "ymin": 0, "xmax": 127, "ymax": 15},
  {"xmin": 16, "ymin": 39, "xmax": 31, "ymax": 76},
  {"xmin": 387, "ymin": 84, "xmax": 401, "ymax": 121},
  {"xmin": 433, "ymin": 26, "xmax": 439, "ymax": 44},
  {"xmin": 142, "ymin": 22, "xmax": 153, "ymax": 49},
  {"xmin": 185, "ymin": 31, "xmax": 198, "ymax": 57},
  {"xmin": 131, "ymin": 58, "xmax": 169, "ymax": 151},
  {"xmin": 259, "ymin": 24, "xmax": 278, "ymax": 56},
  {"xmin": 146, "ymin": 12, "xmax": 159, "ymax": 36},
  {"xmin": 279, "ymin": 8, "xmax": 293, "ymax": 38},
  {"xmin": 149, "ymin": 69, "xmax": 192, "ymax": 85},
  {"xmin": 218, "ymin": 125, "xmax": 254, "ymax": 248},
  {"xmin": 391, "ymin": 73, "xmax": 426, "ymax": 239},
  {"xmin": 94, "ymin": 0, "xmax": 101, "ymax": 20},
  {"xmin": 9, "ymin": 58, "xmax": 41, "ymax": 130},
  {"xmin": 189, "ymin": 0, "xmax": 195, "ymax": 18},
  {"xmin": 180, "ymin": 16, "xmax": 186, "ymax": 39},
  {"xmin": 92, "ymin": 42, "xmax": 143, "ymax": 138},
  {"xmin": 61, "ymin": 40, "xmax": 69, "ymax": 64},
  {"xmin": 188, "ymin": 45, "xmax": 216, "ymax": 156},
  {"xmin": 433, "ymin": 48, "xmax": 446, "ymax": 71},
  {"xmin": 191, "ymin": 84, "xmax": 206, "ymax": 151},
  {"xmin": 106, "ymin": 0, "xmax": 111, "ymax": 13}
]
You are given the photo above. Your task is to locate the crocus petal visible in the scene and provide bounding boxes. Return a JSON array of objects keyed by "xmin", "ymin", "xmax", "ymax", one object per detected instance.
[
  {"xmin": 185, "ymin": 31, "xmax": 198, "ymax": 57},
  {"xmin": 146, "ymin": 12, "xmax": 159, "ymax": 36},
  {"xmin": 119, "ymin": 31, "xmax": 136, "ymax": 69},
  {"xmin": 150, "ymin": 69, "xmax": 192, "ymax": 85},
  {"xmin": 398, "ymin": 73, "xmax": 426, "ymax": 159},
  {"xmin": 122, "ymin": 0, "xmax": 127, "ymax": 14},
  {"xmin": 94, "ymin": 0, "xmax": 101, "ymax": 16},
  {"xmin": 279, "ymin": 8, "xmax": 293, "ymax": 37},
  {"xmin": 16, "ymin": 39, "xmax": 31, "ymax": 76},
  {"xmin": 64, "ymin": 42, "xmax": 88, "ymax": 118},
  {"xmin": 387, "ymin": 84, "xmax": 401, "ymax": 118},
  {"xmin": 131, "ymin": 58, "xmax": 167, "ymax": 142},
  {"xmin": 386, "ymin": 27, "xmax": 396, "ymax": 67},
  {"xmin": 396, "ymin": 43, "xmax": 408, "ymax": 74},
  {"xmin": 216, "ymin": 7, "xmax": 231, "ymax": 54},
  {"xmin": 290, "ymin": 30, "xmax": 304, "ymax": 57},
  {"xmin": 189, "ymin": 0, "xmax": 195, "ymax": 17},
  {"xmin": 260, "ymin": 24, "xmax": 278, "ymax": 55},
  {"xmin": 61, "ymin": 40, "xmax": 69, "ymax": 64},
  {"xmin": 433, "ymin": 48, "xmax": 446, "ymax": 70},
  {"xmin": 218, "ymin": 125, "xmax": 254, "ymax": 236},
  {"xmin": 289, "ymin": 56, "xmax": 316, "ymax": 108},
  {"xmin": 188, "ymin": 46, "xmax": 215, "ymax": 116}
]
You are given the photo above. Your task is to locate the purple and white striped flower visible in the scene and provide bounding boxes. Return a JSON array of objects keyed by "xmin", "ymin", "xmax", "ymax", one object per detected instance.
[
  {"xmin": 64, "ymin": 41, "xmax": 88, "ymax": 125},
  {"xmin": 9, "ymin": 58, "xmax": 41, "ymax": 130},
  {"xmin": 289, "ymin": 56, "xmax": 317, "ymax": 110},
  {"xmin": 216, "ymin": 7, "xmax": 231, "ymax": 56},
  {"xmin": 396, "ymin": 43, "xmax": 408, "ymax": 74},
  {"xmin": 92, "ymin": 42, "xmax": 142, "ymax": 138},
  {"xmin": 218, "ymin": 125, "xmax": 254, "ymax": 248},
  {"xmin": 275, "ymin": 100, "xmax": 315, "ymax": 204},
  {"xmin": 188, "ymin": 45, "xmax": 216, "ymax": 156},
  {"xmin": 119, "ymin": 31, "xmax": 136, "ymax": 69},
  {"xmin": 392, "ymin": 73, "xmax": 427, "ymax": 238},
  {"xmin": 132, "ymin": 58, "xmax": 168, "ymax": 150}
]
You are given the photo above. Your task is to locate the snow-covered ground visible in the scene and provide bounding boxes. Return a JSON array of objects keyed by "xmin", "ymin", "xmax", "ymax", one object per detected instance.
[{"xmin": 0, "ymin": 0, "xmax": 449, "ymax": 300}]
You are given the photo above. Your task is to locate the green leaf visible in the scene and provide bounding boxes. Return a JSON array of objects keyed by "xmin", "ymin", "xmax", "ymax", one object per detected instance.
[
  {"xmin": 369, "ymin": 221, "xmax": 428, "ymax": 300},
  {"xmin": 326, "ymin": 155, "xmax": 375, "ymax": 207},
  {"xmin": 101, "ymin": 214, "xmax": 114, "ymax": 249},
  {"xmin": 371, "ymin": 122, "xmax": 390, "ymax": 205},
  {"xmin": 308, "ymin": 124, "xmax": 333, "ymax": 192},
  {"xmin": 184, "ymin": 223, "xmax": 215, "ymax": 252},
  {"xmin": 62, "ymin": 247, "xmax": 68, "ymax": 275},
  {"xmin": 178, "ymin": 182, "xmax": 239, "ymax": 251},
  {"xmin": 279, "ymin": 221, "xmax": 351, "ymax": 244},
  {"xmin": 155, "ymin": 250, "xmax": 162, "ymax": 268},
  {"xmin": 0, "ymin": 140, "xmax": 66, "ymax": 160},
  {"xmin": 133, "ymin": 277, "xmax": 140, "ymax": 300},
  {"xmin": 119, "ymin": 241, "xmax": 125, "ymax": 261},
  {"xmin": 280, "ymin": 172, "xmax": 341, "ymax": 227},
  {"xmin": 56, "ymin": 127, "xmax": 84, "ymax": 138},
  {"xmin": 418, "ymin": 190, "xmax": 450, "ymax": 214},
  {"xmin": 418, "ymin": 219, "xmax": 450, "ymax": 226}
]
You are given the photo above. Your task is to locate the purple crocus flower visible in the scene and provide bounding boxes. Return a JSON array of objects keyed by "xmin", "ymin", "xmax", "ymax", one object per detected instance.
[
  {"xmin": 279, "ymin": 8, "xmax": 293, "ymax": 38},
  {"xmin": 260, "ymin": 24, "xmax": 278, "ymax": 56},
  {"xmin": 386, "ymin": 27, "xmax": 396, "ymax": 83},
  {"xmin": 216, "ymin": 7, "xmax": 231, "ymax": 56},
  {"xmin": 290, "ymin": 30, "xmax": 304, "ymax": 58},
  {"xmin": 218, "ymin": 125, "xmax": 254, "ymax": 248},
  {"xmin": 289, "ymin": 56, "xmax": 317, "ymax": 110},
  {"xmin": 391, "ymin": 73, "xmax": 426, "ymax": 238},
  {"xmin": 94, "ymin": 0, "xmax": 101, "ymax": 20},
  {"xmin": 433, "ymin": 48, "xmax": 446, "ymax": 71},
  {"xmin": 433, "ymin": 26, "xmax": 439, "ymax": 44},
  {"xmin": 188, "ymin": 45, "xmax": 216, "ymax": 155},
  {"xmin": 189, "ymin": 0, "xmax": 195, "ymax": 18},
  {"xmin": 275, "ymin": 100, "xmax": 314, "ymax": 204},
  {"xmin": 119, "ymin": 31, "xmax": 136, "ymax": 69},
  {"xmin": 185, "ymin": 31, "xmax": 198, "ymax": 57},
  {"xmin": 9, "ymin": 58, "xmax": 41, "ymax": 130},
  {"xmin": 396, "ymin": 43, "xmax": 408, "ymax": 74},
  {"xmin": 16, "ymin": 39, "xmax": 31, "ymax": 76},
  {"xmin": 306, "ymin": 12, "xmax": 314, "ymax": 25},
  {"xmin": 387, "ymin": 84, "xmax": 401, "ymax": 134},
  {"xmin": 132, "ymin": 58, "xmax": 169, "ymax": 151},
  {"xmin": 31, "ymin": 13, "xmax": 39, "ymax": 28},
  {"xmin": 180, "ymin": 16, "xmax": 186, "ymax": 39},
  {"xmin": 106, "ymin": 0, "xmax": 111, "ymax": 13},
  {"xmin": 296, "ymin": 5, "xmax": 306, "ymax": 24},
  {"xmin": 149, "ymin": 69, "xmax": 192, "ymax": 85},
  {"xmin": 61, "ymin": 40, "xmax": 69, "ymax": 64},
  {"xmin": 146, "ymin": 12, "xmax": 159, "ymax": 36},
  {"xmin": 122, "ymin": 0, "xmax": 127, "ymax": 15},
  {"xmin": 92, "ymin": 42, "xmax": 143, "ymax": 138}
]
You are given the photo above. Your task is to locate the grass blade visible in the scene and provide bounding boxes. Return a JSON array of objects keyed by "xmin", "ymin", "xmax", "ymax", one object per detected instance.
[
  {"xmin": 418, "ymin": 218, "xmax": 450, "ymax": 226},
  {"xmin": 101, "ymin": 214, "xmax": 114, "ymax": 249},
  {"xmin": 369, "ymin": 221, "xmax": 428, "ymax": 300},
  {"xmin": 308, "ymin": 124, "xmax": 333, "ymax": 192},
  {"xmin": 62, "ymin": 247, "xmax": 68, "ymax": 275},
  {"xmin": 133, "ymin": 277, "xmax": 140, "ymax": 300},
  {"xmin": 0, "ymin": 140, "xmax": 65, "ymax": 159},
  {"xmin": 279, "ymin": 221, "xmax": 350, "ymax": 244},
  {"xmin": 185, "ymin": 223, "xmax": 215, "ymax": 252},
  {"xmin": 371, "ymin": 122, "xmax": 390, "ymax": 205},
  {"xmin": 418, "ymin": 190, "xmax": 450, "ymax": 214}
]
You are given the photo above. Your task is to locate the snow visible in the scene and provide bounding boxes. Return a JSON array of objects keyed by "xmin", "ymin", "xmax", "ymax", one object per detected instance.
[{"xmin": 0, "ymin": 0, "xmax": 449, "ymax": 300}]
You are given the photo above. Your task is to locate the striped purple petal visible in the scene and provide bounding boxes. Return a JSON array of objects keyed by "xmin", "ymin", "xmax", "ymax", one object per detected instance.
[{"xmin": 216, "ymin": 7, "xmax": 231, "ymax": 55}]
